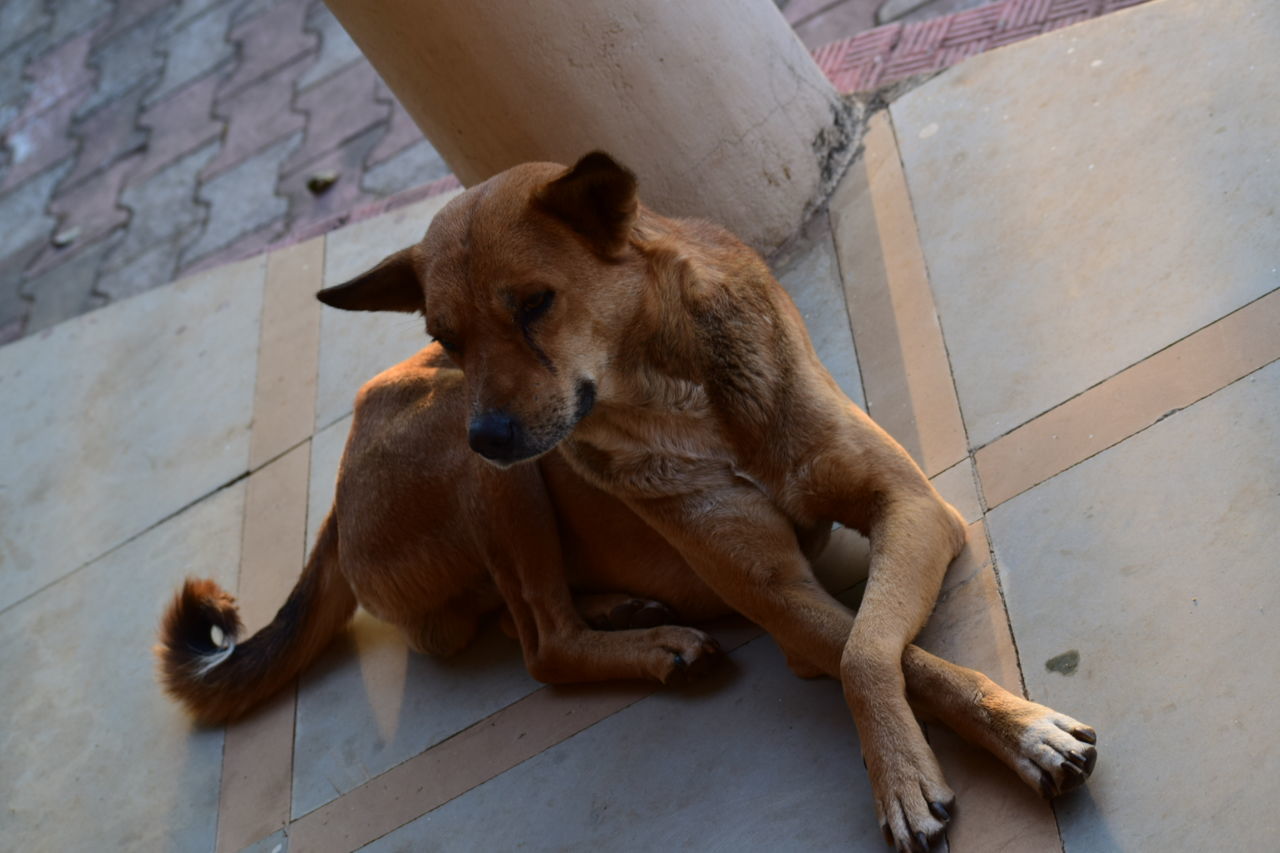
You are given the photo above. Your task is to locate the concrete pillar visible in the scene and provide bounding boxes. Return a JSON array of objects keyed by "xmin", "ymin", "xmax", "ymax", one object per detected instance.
[{"xmin": 323, "ymin": 0, "xmax": 857, "ymax": 252}]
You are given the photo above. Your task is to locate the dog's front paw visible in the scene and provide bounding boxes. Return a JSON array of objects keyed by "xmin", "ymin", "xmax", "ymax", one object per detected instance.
[
  {"xmin": 1016, "ymin": 707, "xmax": 1098, "ymax": 798},
  {"xmin": 642, "ymin": 625, "xmax": 722, "ymax": 684},
  {"xmin": 867, "ymin": 750, "xmax": 955, "ymax": 853}
]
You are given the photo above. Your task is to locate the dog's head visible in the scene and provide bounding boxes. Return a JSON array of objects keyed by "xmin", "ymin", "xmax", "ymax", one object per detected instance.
[{"xmin": 317, "ymin": 152, "xmax": 646, "ymax": 467}]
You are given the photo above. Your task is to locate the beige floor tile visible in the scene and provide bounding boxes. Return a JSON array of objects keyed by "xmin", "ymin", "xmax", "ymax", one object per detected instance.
[
  {"xmin": 0, "ymin": 483, "xmax": 245, "ymax": 851},
  {"xmin": 307, "ymin": 413, "xmax": 351, "ymax": 548},
  {"xmin": 832, "ymin": 115, "xmax": 967, "ymax": 477},
  {"xmin": 216, "ymin": 443, "xmax": 312, "ymax": 853},
  {"xmin": 890, "ymin": 0, "xmax": 1280, "ymax": 446},
  {"xmin": 250, "ymin": 238, "xmax": 324, "ymax": 471},
  {"xmin": 315, "ymin": 191, "xmax": 461, "ymax": 429},
  {"xmin": 775, "ymin": 211, "xmax": 867, "ymax": 409},
  {"xmin": 930, "ymin": 457, "xmax": 982, "ymax": 523},
  {"xmin": 0, "ymin": 255, "xmax": 266, "ymax": 611},
  {"xmin": 359, "ymin": 637, "xmax": 882, "ymax": 852},
  {"xmin": 988, "ymin": 358, "xmax": 1280, "ymax": 850},
  {"xmin": 977, "ymin": 288, "xmax": 1280, "ymax": 508}
]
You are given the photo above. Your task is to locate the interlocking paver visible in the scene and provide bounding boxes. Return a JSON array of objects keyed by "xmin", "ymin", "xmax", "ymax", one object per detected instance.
[
  {"xmin": 78, "ymin": 8, "xmax": 168, "ymax": 117},
  {"xmin": 28, "ymin": 154, "xmax": 138, "ymax": 276},
  {"xmin": 220, "ymin": 0, "xmax": 316, "ymax": 99},
  {"xmin": 62, "ymin": 81, "xmax": 149, "ymax": 189},
  {"xmin": 107, "ymin": 140, "xmax": 217, "ymax": 280},
  {"xmin": 134, "ymin": 72, "xmax": 224, "ymax": 182},
  {"xmin": 367, "ymin": 87, "xmax": 424, "ymax": 167},
  {"xmin": 178, "ymin": 214, "xmax": 283, "ymax": 278},
  {"xmin": 97, "ymin": 241, "xmax": 183, "ymax": 301},
  {"xmin": 91, "ymin": 0, "xmax": 174, "ymax": 46},
  {"xmin": 0, "ymin": 158, "xmax": 68, "ymax": 260},
  {"xmin": 286, "ymin": 59, "xmax": 387, "ymax": 174},
  {"xmin": 361, "ymin": 139, "xmax": 449, "ymax": 198},
  {"xmin": 20, "ymin": 29, "xmax": 98, "ymax": 119},
  {"xmin": 0, "ymin": 0, "xmax": 51, "ymax": 57},
  {"xmin": 298, "ymin": 0, "xmax": 363, "ymax": 89},
  {"xmin": 21, "ymin": 234, "xmax": 119, "ymax": 333},
  {"xmin": 202, "ymin": 54, "xmax": 307, "ymax": 180},
  {"xmin": 46, "ymin": 0, "xmax": 115, "ymax": 45},
  {"xmin": 1, "ymin": 88, "xmax": 88, "ymax": 191},
  {"xmin": 278, "ymin": 124, "xmax": 380, "ymax": 233},
  {"xmin": 184, "ymin": 133, "xmax": 296, "ymax": 265},
  {"xmin": 147, "ymin": 0, "xmax": 236, "ymax": 105},
  {"xmin": 0, "ymin": 239, "xmax": 44, "ymax": 345}
]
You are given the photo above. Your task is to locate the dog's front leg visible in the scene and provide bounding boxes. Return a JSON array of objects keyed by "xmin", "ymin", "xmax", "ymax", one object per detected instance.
[{"xmin": 484, "ymin": 465, "xmax": 720, "ymax": 685}]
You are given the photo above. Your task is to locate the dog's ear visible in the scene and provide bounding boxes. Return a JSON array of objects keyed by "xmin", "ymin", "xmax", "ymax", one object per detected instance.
[
  {"xmin": 534, "ymin": 151, "xmax": 638, "ymax": 258},
  {"xmin": 315, "ymin": 248, "xmax": 423, "ymax": 313}
]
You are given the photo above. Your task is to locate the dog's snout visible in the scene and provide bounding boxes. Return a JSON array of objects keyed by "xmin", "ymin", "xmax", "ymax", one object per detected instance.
[{"xmin": 468, "ymin": 411, "xmax": 520, "ymax": 461}]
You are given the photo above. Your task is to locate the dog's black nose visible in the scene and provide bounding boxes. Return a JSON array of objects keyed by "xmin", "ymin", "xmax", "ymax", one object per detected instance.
[{"xmin": 468, "ymin": 411, "xmax": 520, "ymax": 460}]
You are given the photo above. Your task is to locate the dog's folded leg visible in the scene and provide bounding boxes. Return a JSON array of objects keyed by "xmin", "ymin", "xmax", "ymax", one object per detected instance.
[
  {"xmin": 573, "ymin": 593, "xmax": 678, "ymax": 631},
  {"xmin": 485, "ymin": 465, "xmax": 720, "ymax": 685}
]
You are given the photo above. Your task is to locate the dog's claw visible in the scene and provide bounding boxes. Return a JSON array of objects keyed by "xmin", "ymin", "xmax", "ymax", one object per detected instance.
[
  {"xmin": 914, "ymin": 831, "xmax": 929, "ymax": 852},
  {"xmin": 928, "ymin": 801, "xmax": 950, "ymax": 822}
]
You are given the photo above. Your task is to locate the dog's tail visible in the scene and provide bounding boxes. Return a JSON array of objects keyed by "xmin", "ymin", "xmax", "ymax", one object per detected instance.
[{"xmin": 155, "ymin": 512, "xmax": 356, "ymax": 725}]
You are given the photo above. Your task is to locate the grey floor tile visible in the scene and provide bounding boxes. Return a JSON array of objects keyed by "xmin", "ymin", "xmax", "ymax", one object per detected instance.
[
  {"xmin": 890, "ymin": 0, "xmax": 1280, "ymax": 445},
  {"xmin": 292, "ymin": 613, "xmax": 540, "ymax": 818},
  {"xmin": 0, "ymin": 482, "xmax": 244, "ymax": 851},
  {"xmin": 0, "ymin": 254, "xmax": 265, "ymax": 609},
  {"xmin": 775, "ymin": 213, "xmax": 866, "ymax": 410},
  {"xmin": 361, "ymin": 637, "xmax": 880, "ymax": 852},
  {"xmin": 989, "ymin": 358, "xmax": 1280, "ymax": 851}
]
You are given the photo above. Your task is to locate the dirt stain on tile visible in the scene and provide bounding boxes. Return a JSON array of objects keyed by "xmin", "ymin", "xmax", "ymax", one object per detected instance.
[{"xmin": 1045, "ymin": 649, "xmax": 1080, "ymax": 676}]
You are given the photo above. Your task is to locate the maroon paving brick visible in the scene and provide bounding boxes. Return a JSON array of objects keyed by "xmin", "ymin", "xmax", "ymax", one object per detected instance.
[
  {"xmin": 1, "ymin": 88, "xmax": 88, "ymax": 191},
  {"xmin": 278, "ymin": 123, "xmax": 382, "ymax": 234},
  {"xmin": 219, "ymin": 0, "xmax": 317, "ymax": 100},
  {"xmin": 896, "ymin": 15, "xmax": 951, "ymax": 56},
  {"xmin": 21, "ymin": 30, "xmax": 98, "ymax": 119},
  {"xmin": 203, "ymin": 54, "xmax": 308, "ymax": 180},
  {"xmin": 286, "ymin": 59, "xmax": 389, "ymax": 174},
  {"xmin": 62, "ymin": 82, "xmax": 149, "ymax": 189},
  {"xmin": 133, "ymin": 72, "xmax": 224, "ymax": 182},
  {"xmin": 367, "ymin": 88, "xmax": 424, "ymax": 168},
  {"xmin": 27, "ymin": 154, "xmax": 139, "ymax": 277}
]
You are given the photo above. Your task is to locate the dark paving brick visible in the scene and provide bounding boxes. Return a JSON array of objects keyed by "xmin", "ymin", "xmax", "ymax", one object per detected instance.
[
  {"xmin": 0, "ymin": 0, "xmax": 52, "ymax": 57},
  {"xmin": 0, "ymin": 158, "xmax": 69, "ymax": 260},
  {"xmin": 178, "ymin": 214, "xmax": 282, "ymax": 277},
  {"xmin": 0, "ymin": 238, "xmax": 44, "ymax": 345},
  {"xmin": 133, "ymin": 72, "xmax": 224, "ymax": 182},
  {"xmin": 46, "ymin": 0, "xmax": 116, "ymax": 45},
  {"xmin": 361, "ymin": 139, "xmax": 449, "ymax": 198},
  {"xmin": 169, "ymin": 0, "xmax": 229, "ymax": 28},
  {"xmin": 286, "ymin": 59, "xmax": 387, "ymax": 174},
  {"xmin": 62, "ymin": 81, "xmax": 149, "ymax": 189},
  {"xmin": 78, "ymin": 7, "xmax": 169, "ymax": 117},
  {"xmin": 220, "ymin": 0, "xmax": 316, "ymax": 99},
  {"xmin": 184, "ymin": 131, "xmax": 295, "ymax": 264},
  {"xmin": 92, "ymin": 0, "xmax": 175, "ymax": 46},
  {"xmin": 203, "ymin": 54, "xmax": 307, "ymax": 179},
  {"xmin": 97, "ymin": 239, "xmax": 183, "ymax": 300},
  {"xmin": 279, "ymin": 122, "xmax": 380, "ymax": 232},
  {"xmin": 147, "ymin": 0, "xmax": 237, "ymax": 104},
  {"xmin": 298, "ymin": 0, "xmax": 363, "ymax": 89},
  {"xmin": 367, "ymin": 86, "xmax": 424, "ymax": 168},
  {"xmin": 28, "ymin": 154, "xmax": 138, "ymax": 276},
  {"xmin": 1, "ymin": 88, "xmax": 89, "ymax": 191},
  {"xmin": 108, "ymin": 139, "xmax": 216, "ymax": 274},
  {"xmin": 21, "ymin": 232, "xmax": 119, "ymax": 333}
]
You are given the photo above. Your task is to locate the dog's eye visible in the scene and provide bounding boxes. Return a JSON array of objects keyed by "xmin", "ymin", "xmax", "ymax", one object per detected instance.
[
  {"xmin": 519, "ymin": 290, "xmax": 555, "ymax": 322},
  {"xmin": 435, "ymin": 335, "xmax": 461, "ymax": 355}
]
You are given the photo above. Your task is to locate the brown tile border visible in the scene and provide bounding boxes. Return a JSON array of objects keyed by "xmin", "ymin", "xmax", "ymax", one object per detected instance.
[
  {"xmin": 833, "ymin": 110, "xmax": 967, "ymax": 477},
  {"xmin": 217, "ymin": 236, "xmax": 325, "ymax": 852},
  {"xmin": 249, "ymin": 238, "xmax": 325, "ymax": 471},
  {"xmin": 975, "ymin": 288, "xmax": 1280, "ymax": 508}
]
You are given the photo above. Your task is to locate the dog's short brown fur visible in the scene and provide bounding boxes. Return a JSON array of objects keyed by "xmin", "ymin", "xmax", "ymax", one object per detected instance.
[{"xmin": 158, "ymin": 153, "xmax": 1096, "ymax": 851}]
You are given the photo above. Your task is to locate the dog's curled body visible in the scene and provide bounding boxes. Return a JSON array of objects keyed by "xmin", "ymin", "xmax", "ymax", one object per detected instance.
[{"xmin": 157, "ymin": 152, "xmax": 1097, "ymax": 851}]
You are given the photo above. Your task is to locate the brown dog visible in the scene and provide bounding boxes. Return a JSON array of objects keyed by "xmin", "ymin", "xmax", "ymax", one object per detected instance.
[{"xmin": 157, "ymin": 152, "xmax": 1097, "ymax": 851}]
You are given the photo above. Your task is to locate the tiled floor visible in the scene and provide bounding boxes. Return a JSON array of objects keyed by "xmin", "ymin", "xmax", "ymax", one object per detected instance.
[{"xmin": 2, "ymin": 0, "xmax": 1277, "ymax": 850}]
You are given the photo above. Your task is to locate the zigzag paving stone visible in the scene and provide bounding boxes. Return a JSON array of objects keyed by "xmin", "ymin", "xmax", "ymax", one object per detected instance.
[
  {"xmin": 133, "ymin": 71, "xmax": 225, "ymax": 182},
  {"xmin": 186, "ymin": 133, "xmax": 297, "ymax": 265}
]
